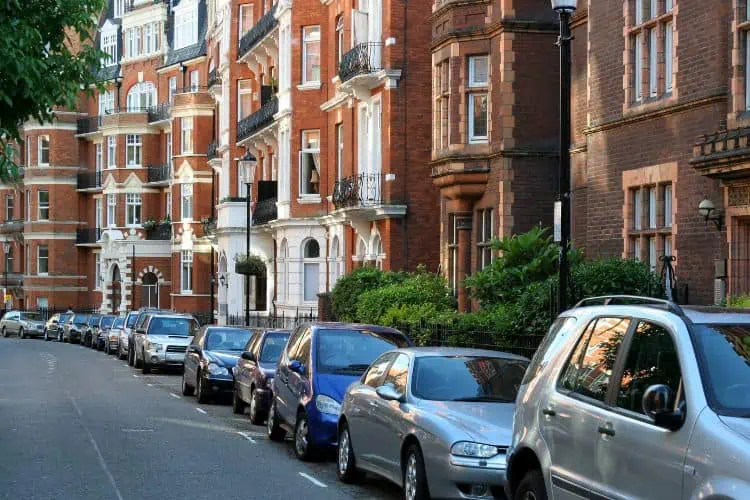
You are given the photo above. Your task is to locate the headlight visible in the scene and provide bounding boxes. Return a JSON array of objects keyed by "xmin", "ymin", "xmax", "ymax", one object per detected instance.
[
  {"xmin": 315, "ymin": 395, "xmax": 342, "ymax": 415},
  {"xmin": 145, "ymin": 341, "xmax": 163, "ymax": 352},
  {"xmin": 207, "ymin": 362, "xmax": 229, "ymax": 376},
  {"xmin": 265, "ymin": 377, "xmax": 274, "ymax": 389},
  {"xmin": 450, "ymin": 442, "xmax": 502, "ymax": 459}
]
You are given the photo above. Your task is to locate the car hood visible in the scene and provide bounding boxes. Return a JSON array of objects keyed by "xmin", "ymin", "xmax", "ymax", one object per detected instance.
[
  {"xmin": 315, "ymin": 373, "xmax": 361, "ymax": 403},
  {"xmin": 147, "ymin": 335, "xmax": 191, "ymax": 346},
  {"xmin": 720, "ymin": 416, "xmax": 750, "ymax": 441},
  {"xmin": 205, "ymin": 350, "xmax": 241, "ymax": 368},
  {"xmin": 21, "ymin": 320, "xmax": 45, "ymax": 327},
  {"xmin": 420, "ymin": 400, "xmax": 515, "ymax": 446}
]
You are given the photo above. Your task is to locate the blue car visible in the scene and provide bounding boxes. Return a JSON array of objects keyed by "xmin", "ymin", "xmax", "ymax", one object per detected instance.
[{"xmin": 267, "ymin": 322, "xmax": 411, "ymax": 461}]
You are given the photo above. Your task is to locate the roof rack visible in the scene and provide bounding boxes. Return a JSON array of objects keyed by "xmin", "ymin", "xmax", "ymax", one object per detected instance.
[{"xmin": 573, "ymin": 295, "xmax": 685, "ymax": 316}]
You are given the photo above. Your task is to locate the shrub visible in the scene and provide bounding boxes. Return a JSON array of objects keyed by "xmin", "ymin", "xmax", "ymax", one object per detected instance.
[
  {"xmin": 727, "ymin": 295, "xmax": 750, "ymax": 308},
  {"xmin": 331, "ymin": 267, "xmax": 405, "ymax": 321},
  {"xmin": 570, "ymin": 258, "xmax": 663, "ymax": 301}
]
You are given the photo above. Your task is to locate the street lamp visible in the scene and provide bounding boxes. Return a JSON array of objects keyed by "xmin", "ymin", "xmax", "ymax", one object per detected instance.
[
  {"xmin": 699, "ymin": 197, "xmax": 724, "ymax": 232},
  {"xmin": 2, "ymin": 241, "xmax": 9, "ymax": 309},
  {"xmin": 210, "ymin": 273, "xmax": 216, "ymax": 325},
  {"xmin": 114, "ymin": 76, "xmax": 123, "ymax": 112},
  {"xmin": 552, "ymin": 0, "xmax": 576, "ymax": 313},
  {"xmin": 240, "ymin": 152, "xmax": 257, "ymax": 327}
]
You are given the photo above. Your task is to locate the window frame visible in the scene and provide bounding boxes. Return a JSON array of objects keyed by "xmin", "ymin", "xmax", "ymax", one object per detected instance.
[
  {"xmin": 38, "ymin": 135, "xmax": 50, "ymax": 167},
  {"xmin": 190, "ymin": 70, "xmax": 200, "ymax": 92},
  {"xmin": 468, "ymin": 55, "xmax": 489, "ymax": 88},
  {"xmin": 336, "ymin": 123, "xmax": 344, "ymax": 181},
  {"xmin": 107, "ymin": 136, "xmax": 117, "ymax": 168},
  {"xmin": 37, "ymin": 190, "xmax": 49, "ymax": 221},
  {"xmin": 298, "ymin": 130, "xmax": 321, "ymax": 197},
  {"xmin": 335, "ymin": 15, "xmax": 344, "ymax": 64},
  {"xmin": 468, "ymin": 92, "xmax": 488, "ymax": 144},
  {"xmin": 477, "ymin": 208, "xmax": 494, "ymax": 270},
  {"xmin": 237, "ymin": 79, "xmax": 253, "ymax": 121},
  {"xmin": 174, "ymin": 4, "xmax": 198, "ymax": 50},
  {"xmin": 107, "ymin": 193, "xmax": 117, "ymax": 227},
  {"xmin": 181, "ymin": 249, "xmax": 193, "ymax": 293},
  {"xmin": 181, "ymin": 117, "xmax": 194, "ymax": 154},
  {"xmin": 181, "ymin": 183, "xmax": 193, "ymax": 221},
  {"xmin": 94, "ymin": 252, "xmax": 101, "ymax": 290},
  {"xmin": 38, "ymin": 245, "xmax": 49, "ymax": 276},
  {"xmin": 126, "ymin": 134, "xmax": 142, "ymax": 168},
  {"xmin": 301, "ymin": 26, "xmax": 321, "ymax": 84},
  {"xmin": 125, "ymin": 193, "xmax": 142, "ymax": 227},
  {"xmin": 239, "ymin": 3, "xmax": 254, "ymax": 39},
  {"xmin": 5, "ymin": 195, "xmax": 13, "ymax": 221}
]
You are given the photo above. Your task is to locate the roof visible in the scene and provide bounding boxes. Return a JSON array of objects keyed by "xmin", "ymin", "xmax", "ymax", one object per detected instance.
[
  {"xmin": 305, "ymin": 322, "xmax": 405, "ymax": 335},
  {"xmin": 682, "ymin": 306, "xmax": 750, "ymax": 325},
  {"xmin": 395, "ymin": 346, "xmax": 529, "ymax": 361},
  {"xmin": 568, "ymin": 301, "xmax": 750, "ymax": 326},
  {"xmin": 161, "ymin": 0, "xmax": 208, "ymax": 68}
]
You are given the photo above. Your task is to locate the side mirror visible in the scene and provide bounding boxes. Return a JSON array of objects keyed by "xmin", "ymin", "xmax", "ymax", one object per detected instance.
[
  {"xmin": 135, "ymin": 328, "xmax": 146, "ymax": 334},
  {"xmin": 289, "ymin": 360, "xmax": 305, "ymax": 375},
  {"xmin": 241, "ymin": 351, "xmax": 255, "ymax": 361},
  {"xmin": 187, "ymin": 345, "xmax": 201, "ymax": 354},
  {"xmin": 376, "ymin": 385, "xmax": 404, "ymax": 403},
  {"xmin": 642, "ymin": 384, "xmax": 684, "ymax": 431}
]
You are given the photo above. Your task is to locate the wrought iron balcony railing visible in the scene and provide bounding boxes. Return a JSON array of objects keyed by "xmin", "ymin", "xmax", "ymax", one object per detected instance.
[
  {"xmin": 76, "ymin": 228, "xmax": 102, "ymax": 244},
  {"xmin": 146, "ymin": 223, "xmax": 171, "ymax": 241},
  {"xmin": 77, "ymin": 170, "xmax": 103, "ymax": 190},
  {"xmin": 237, "ymin": 97, "xmax": 278, "ymax": 142},
  {"xmin": 77, "ymin": 116, "xmax": 102, "ymax": 135},
  {"xmin": 253, "ymin": 198, "xmax": 278, "ymax": 225},
  {"xmin": 339, "ymin": 42, "xmax": 384, "ymax": 83},
  {"xmin": 238, "ymin": 3, "xmax": 278, "ymax": 60},
  {"xmin": 147, "ymin": 103, "xmax": 171, "ymax": 123},
  {"xmin": 0, "ymin": 219, "xmax": 24, "ymax": 234},
  {"xmin": 332, "ymin": 173, "xmax": 384, "ymax": 208},
  {"xmin": 0, "ymin": 272, "xmax": 24, "ymax": 287},
  {"xmin": 146, "ymin": 164, "xmax": 171, "ymax": 183},
  {"xmin": 207, "ymin": 141, "xmax": 219, "ymax": 161},
  {"xmin": 208, "ymin": 69, "xmax": 221, "ymax": 89}
]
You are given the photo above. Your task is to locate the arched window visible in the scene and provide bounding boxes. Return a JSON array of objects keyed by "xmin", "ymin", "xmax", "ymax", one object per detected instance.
[
  {"xmin": 279, "ymin": 239, "xmax": 288, "ymax": 302},
  {"xmin": 126, "ymin": 82, "xmax": 156, "ymax": 111},
  {"xmin": 356, "ymin": 238, "xmax": 367, "ymax": 261},
  {"xmin": 330, "ymin": 236, "xmax": 341, "ymax": 285},
  {"xmin": 142, "ymin": 272, "xmax": 158, "ymax": 308},
  {"xmin": 372, "ymin": 234, "xmax": 383, "ymax": 270},
  {"xmin": 302, "ymin": 239, "xmax": 319, "ymax": 302}
]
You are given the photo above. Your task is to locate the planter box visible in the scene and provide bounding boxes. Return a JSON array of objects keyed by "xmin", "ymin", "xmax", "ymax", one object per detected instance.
[{"xmin": 235, "ymin": 261, "xmax": 266, "ymax": 276}]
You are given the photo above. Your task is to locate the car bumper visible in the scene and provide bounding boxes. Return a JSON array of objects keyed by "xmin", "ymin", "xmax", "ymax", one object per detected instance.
[
  {"xmin": 28, "ymin": 329, "xmax": 45, "ymax": 337},
  {"xmin": 202, "ymin": 376, "xmax": 234, "ymax": 394},
  {"xmin": 69, "ymin": 332, "xmax": 81, "ymax": 342},
  {"xmin": 307, "ymin": 410, "xmax": 339, "ymax": 449},
  {"xmin": 254, "ymin": 387, "xmax": 272, "ymax": 411},
  {"xmin": 144, "ymin": 351, "xmax": 186, "ymax": 367},
  {"xmin": 426, "ymin": 454, "xmax": 508, "ymax": 499}
]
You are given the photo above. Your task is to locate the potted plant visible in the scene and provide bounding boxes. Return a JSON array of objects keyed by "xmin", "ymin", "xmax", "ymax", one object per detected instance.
[
  {"xmin": 160, "ymin": 214, "xmax": 171, "ymax": 225},
  {"xmin": 234, "ymin": 253, "xmax": 266, "ymax": 277},
  {"xmin": 142, "ymin": 217, "xmax": 158, "ymax": 231}
]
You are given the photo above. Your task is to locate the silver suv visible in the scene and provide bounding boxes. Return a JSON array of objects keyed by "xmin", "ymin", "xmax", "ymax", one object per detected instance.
[
  {"xmin": 135, "ymin": 313, "xmax": 199, "ymax": 374},
  {"xmin": 507, "ymin": 296, "xmax": 750, "ymax": 500}
]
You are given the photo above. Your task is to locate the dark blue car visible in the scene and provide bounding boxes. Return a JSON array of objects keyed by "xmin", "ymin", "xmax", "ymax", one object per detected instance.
[{"xmin": 267, "ymin": 323, "xmax": 411, "ymax": 461}]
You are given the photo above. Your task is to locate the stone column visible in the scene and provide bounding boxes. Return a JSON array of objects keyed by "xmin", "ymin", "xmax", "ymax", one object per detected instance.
[{"xmin": 454, "ymin": 212, "xmax": 473, "ymax": 313}]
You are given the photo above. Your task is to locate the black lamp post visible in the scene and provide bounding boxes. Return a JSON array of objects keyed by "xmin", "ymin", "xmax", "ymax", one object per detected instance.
[
  {"xmin": 115, "ymin": 76, "xmax": 123, "ymax": 111},
  {"xmin": 3, "ymin": 241, "xmax": 9, "ymax": 309},
  {"xmin": 552, "ymin": 0, "xmax": 577, "ymax": 313},
  {"xmin": 241, "ymin": 152, "xmax": 257, "ymax": 327},
  {"xmin": 699, "ymin": 197, "xmax": 725, "ymax": 232}
]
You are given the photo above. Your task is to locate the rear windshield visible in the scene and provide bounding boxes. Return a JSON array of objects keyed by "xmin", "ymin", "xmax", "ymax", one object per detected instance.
[
  {"xmin": 260, "ymin": 332, "xmax": 290, "ymax": 363},
  {"xmin": 316, "ymin": 329, "xmax": 410, "ymax": 375},
  {"xmin": 205, "ymin": 328, "xmax": 253, "ymax": 351},
  {"xmin": 147, "ymin": 317, "xmax": 197, "ymax": 337},
  {"xmin": 126, "ymin": 314, "xmax": 138, "ymax": 328},
  {"xmin": 100, "ymin": 316, "xmax": 115, "ymax": 329},
  {"xmin": 20, "ymin": 313, "xmax": 41, "ymax": 321},
  {"xmin": 73, "ymin": 314, "xmax": 90, "ymax": 324}
]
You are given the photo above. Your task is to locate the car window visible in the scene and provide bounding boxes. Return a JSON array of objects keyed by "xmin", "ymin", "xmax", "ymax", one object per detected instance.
[
  {"xmin": 21, "ymin": 313, "xmax": 41, "ymax": 321},
  {"xmin": 559, "ymin": 317, "xmax": 630, "ymax": 403},
  {"xmin": 205, "ymin": 328, "xmax": 253, "ymax": 351},
  {"xmin": 316, "ymin": 329, "xmax": 410, "ymax": 375},
  {"xmin": 73, "ymin": 314, "xmax": 90, "ymax": 324},
  {"xmin": 100, "ymin": 316, "xmax": 115, "ymax": 329},
  {"xmin": 363, "ymin": 353, "xmax": 396, "ymax": 387},
  {"xmin": 293, "ymin": 329, "xmax": 312, "ymax": 367},
  {"xmin": 523, "ymin": 316, "xmax": 577, "ymax": 385},
  {"xmin": 244, "ymin": 331, "xmax": 260, "ymax": 352},
  {"xmin": 147, "ymin": 317, "xmax": 196, "ymax": 337},
  {"xmin": 113, "ymin": 317, "xmax": 125, "ymax": 328},
  {"xmin": 616, "ymin": 321, "xmax": 683, "ymax": 415},
  {"xmin": 285, "ymin": 327, "xmax": 304, "ymax": 360},
  {"xmin": 259, "ymin": 332, "xmax": 291, "ymax": 363},
  {"xmin": 383, "ymin": 354, "xmax": 410, "ymax": 394},
  {"xmin": 126, "ymin": 313, "xmax": 138, "ymax": 328}
]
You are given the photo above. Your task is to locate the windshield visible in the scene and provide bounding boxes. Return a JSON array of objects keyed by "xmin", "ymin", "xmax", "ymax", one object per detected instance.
[
  {"xmin": 205, "ymin": 328, "xmax": 253, "ymax": 351},
  {"xmin": 60, "ymin": 314, "xmax": 73, "ymax": 323},
  {"xmin": 73, "ymin": 314, "xmax": 90, "ymax": 325},
  {"xmin": 693, "ymin": 324, "xmax": 750, "ymax": 415},
  {"xmin": 260, "ymin": 333, "xmax": 290, "ymax": 363},
  {"xmin": 20, "ymin": 313, "xmax": 41, "ymax": 321},
  {"xmin": 100, "ymin": 316, "xmax": 115, "ymax": 329},
  {"xmin": 126, "ymin": 314, "xmax": 138, "ymax": 328},
  {"xmin": 316, "ymin": 329, "xmax": 410, "ymax": 375},
  {"xmin": 88, "ymin": 316, "xmax": 101, "ymax": 326},
  {"xmin": 412, "ymin": 356, "xmax": 528, "ymax": 402},
  {"xmin": 112, "ymin": 317, "xmax": 125, "ymax": 328},
  {"xmin": 147, "ymin": 317, "xmax": 196, "ymax": 337}
]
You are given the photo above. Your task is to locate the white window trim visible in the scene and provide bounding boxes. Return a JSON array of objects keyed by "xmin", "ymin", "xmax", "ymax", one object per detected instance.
[
  {"xmin": 237, "ymin": 79, "xmax": 253, "ymax": 120},
  {"xmin": 94, "ymin": 253, "xmax": 101, "ymax": 290},
  {"xmin": 126, "ymin": 134, "xmax": 143, "ymax": 168},
  {"xmin": 37, "ymin": 191, "xmax": 49, "ymax": 221},
  {"xmin": 649, "ymin": 28, "xmax": 658, "ymax": 98},
  {"xmin": 665, "ymin": 22, "xmax": 674, "ymax": 93},
  {"xmin": 634, "ymin": 33, "xmax": 643, "ymax": 102},
  {"xmin": 336, "ymin": 123, "xmax": 344, "ymax": 180},
  {"xmin": 298, "ymin": 130, "xmax": 321, "ymax": 198},
  {"xmin": 302, "ymin": 26, "xmax": 321, "ymax": 85},
  {"xmin": 468, "ymin": 93, "xmax": 488, "ymax": 144},
  {"xmin": 125, "ymin": 193, "xmax": 142, "ymax": 227},
  {"xmin": 181, "ymin": 117, "xmax": 194, "ymax": 154},
  {"xmin": 239, "ymin": 4, "xmax": 254, "ymax": 39},
  {"xmin": 468, "ymin": 55, "xmax": 489, "ymax": 88},
  {"xmin": 37, "ymin": 245, "xmax": 49, "ymax": 276},
  {"xmin": 181, "ymin": 250, "xmax": 193, "ymax": 293},
  {"xmin": 95, "ymin": 198, "xmax": 102, "ymax": 230},
  {"xmin": 107, "ymin": 136, "xmax": 117, "ymax": 168},
  {"xmin": 37, "ymin": 135, "xmax": 50, "ymax": 167},
  {"xmin": 174, "ymin": 3, "xmax": 198, "ymax": 50},
  {"xmin": 95, "ymin": 143, "xmax": 103, "ymax": 173},
  {"xmin": 181, "ymin": 183, "xmax": 193, "ymax": 221},
  {"xmin": 107, "ymin": 194, "xmax": 117, "ymax": 228}
]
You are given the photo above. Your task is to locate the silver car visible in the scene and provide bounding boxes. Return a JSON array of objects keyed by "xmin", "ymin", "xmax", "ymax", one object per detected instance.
[
  {"xmin": 337, "ymin": 347, "xmax": 529, "ymax": 500},
  {"xmin": 507, "ymin": 296, "xmax": 750, "ymax": 500},
  {"xmin": 118, "ymin": 311, "xmax": 139, "ymax": 359},
  {"xmin": 104, "ymin": 316, "xmax": 125, "ymax": 355},
  {"xmin": 135, "ymin": 313, "xmax": 199, "ymax": 374},
  {"xmin": 0, "ymin": 311, "xmax": 46, "ymax": 338}
]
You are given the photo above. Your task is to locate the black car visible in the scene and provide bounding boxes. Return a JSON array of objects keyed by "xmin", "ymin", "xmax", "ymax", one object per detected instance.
[
  {"xmin": 94, "ymin": 315, "xmax": 116, "ymax": 350},
  {"xmin": 83, "ymin": 314, "xmax": 101, "ymax": 348},
  {"xmin": 233, "ymin": 329, "xmax": 290, "ymax": 423},
  {"xmin": 45, "ymin": 313, "xmax": 71, "ymax": 341},
  {"xmin": 182, "ymin": 326, "xmax": 255, "ymax": 404},
  {"xmin": 63, "ymin": 314, "xmax": 90, "ymax": 343}
]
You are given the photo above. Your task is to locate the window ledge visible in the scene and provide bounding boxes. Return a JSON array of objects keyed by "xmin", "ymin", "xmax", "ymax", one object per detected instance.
[
  {"xmin": 297, "ymin": 196, "xmax": 322, "ymax": 204},
  {"xmin": 625, "ymin": 94, "xmax": 678, "ymax": 118},
  {"xmin": 297, "ymin": 82, "xmax": 322, "ymax": 91}
]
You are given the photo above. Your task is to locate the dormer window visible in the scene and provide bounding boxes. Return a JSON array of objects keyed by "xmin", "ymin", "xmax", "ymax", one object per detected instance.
[
  {"xmin": 174, "ymin": 3, "xmax": 198, "ymax": 50},
  {"xmin": 101, "ymin": 29, "xmax": 118, "ymax": 66},
  {"xmin": 114, "ymin": 0, "xmax": 125, "ymax": 18}
]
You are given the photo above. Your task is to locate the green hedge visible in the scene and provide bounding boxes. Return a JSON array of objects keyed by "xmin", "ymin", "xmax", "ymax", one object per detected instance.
[{"xmin": 331, "ymin": 267, "xmax": 406, "ymax": 321}]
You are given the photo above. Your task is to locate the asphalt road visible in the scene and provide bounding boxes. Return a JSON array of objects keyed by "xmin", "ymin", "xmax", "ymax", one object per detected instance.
[{"xmin": 0, "ymin": 337, "xmax": 402, "ymax": 500}]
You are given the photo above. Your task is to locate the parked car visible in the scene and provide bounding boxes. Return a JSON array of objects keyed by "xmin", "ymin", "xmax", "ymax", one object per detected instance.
[
  {"xmin": 506, "ymin": 296, "xmax": 750, "ymax": 500},
  {"xmin": 83, "ymin": 314, "xmax": 101, "ymax": 348},
  {"xmin": 95, "ymin": 315, "xmax": 116, "ymax": 351},
  {"xmin": 49, "ymin": 313, "xmax": 73, "ymax": 342},
  {"xmin": 104, "ymin": 316, "xmax": 125, "ymax": 355},
  {"xmin": 118, "ymin": 311, "xmax": 139, "ymax": 360},
  {"xmin": 267, "ymin": 323, "xmax": 411, "ymax": 461},
  {"xmin": 135, "ymin": 313, "xmax": 199, "ymax": 374},
  {"xmin": 63, "ymin": 313, "xmax": 90, "ymax": 343},
  {"xmin": 44, "ymin": 314, "xmax": 62, "ymax": 341},
  {"xmin": 337, "ymin": 348, "xmax": 528, "ymax": 499},
  {"xmin": 128, "ymin": 308, "xmax": 168, "ymax": 367},
  {"xmin": 182, "ymin": 326, "xmax": 255, "ymax": 403},
  {"xmin": 0, "ymin": 311, "xmax": 46, "ymax": 339},
  {"xmin": 233, "ymin": 329, "xmax": 290, "ymax": 423}
]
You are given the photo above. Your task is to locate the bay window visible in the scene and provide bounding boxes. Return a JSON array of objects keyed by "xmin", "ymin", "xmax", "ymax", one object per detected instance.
[
  {"xmin": 38, "ymin": 190, "xmax": 49, "ymax": 221},
  {"xmin": 38, "ymin": 136, "xmax": 49, "ymax": 166},
  {"xmin": 467, "ymin": 55, "xmax": 488, "ymax": 144},
  {"xmin": 38, "ymin": 245, "xmax": 49, "ymax": 275},
  {"xmin": 107, "ymin": 136, "xmax": 117, "ymax": 168},
  {"xmin": 95, "ymin": 143, "xmax": 103, "ymax": 173},
  {"xmin": 107, "ymin": 194, "xmax": 117, "ymax": 227},
  {"xmin": 181, "ymin": 184, "xmax": 193, "ymax": 220},
  {"xmin": 181, "ymin": 117, "xmax": 193, "ymax": 154}
]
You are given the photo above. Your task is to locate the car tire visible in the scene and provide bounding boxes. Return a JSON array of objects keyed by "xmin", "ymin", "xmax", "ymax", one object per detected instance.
[
  {"xmin": 141, "ymin": 356, "xmax": 151, "ymax": 374},
  {"xmin": 249, "ymin": 388, "xmax": 263, "ymax": 425},
  {"xmin": 19, "ymin": 328, "xmax": 25, "ymax": 339},
  {"xmin": 196, "ymin": 373, "xmax": 209, "ymax": 404},
  {"xmin": 267, "ymin": 400, "xmax": 286, "ymax": 442},
  {"xmin": 1, "ymin": 327, "xmax": 6, "ymax": 338},
  {"xmin": 515, "ymin": 470, "xmax": 547, "ymax": 500},
  {"xmin": 181, "ymin": 372, "xmax": 194, "ymax": 396},
  {"xmin": 128, "ymin": 348, "xmax": 134, "ymax": 366},
  {"xmin": 232, "ymin": 386, "xmax": 246, "ymax": 415},
  {"xmin": 403, "ymin": 444, "xmax": 430, "ymax": 500},
  {"xmin": 44, "ymin": 329, "xmax": 49, "ymax": 341},
  {"xmin": 134, "ymin": 350, "xmax": 143, "ymax": 369},
  {"xmin": 294, "ymin": 411, "xmax": 318, "ymax": 462},
  {"xmin": 337, "ymin": 422, "xmax": 364, "ymax": 484}
]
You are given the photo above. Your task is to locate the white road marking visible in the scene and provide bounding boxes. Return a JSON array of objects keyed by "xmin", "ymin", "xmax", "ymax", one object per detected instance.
[
  {"xmin": 169, "ymin": 393, "xmax": 180, "ymax": 399},
  {"xmin": 298, "ymin": 473, "xmax": 327, "ymax": 488},
  {"xmin": 69, "ymin": 397, "xmax": 125, "ymax": 500},
  {"xmin": 132, "ymin": 374, "xmax": 139, "ymax": 378},
  {"xmin": 146, "ymin": 384, "xmax": 153, "ymax": 387},
  {"xmin": 122, "ymin": 429, "xmax": 154, "ymax": 433},
  {"xmin": 195, "ymin": 408, "xmax": 207, "ymax": 415},
  {"xmin": 237, "ymin": 431, "xmax": 256, "ymax": 443}
]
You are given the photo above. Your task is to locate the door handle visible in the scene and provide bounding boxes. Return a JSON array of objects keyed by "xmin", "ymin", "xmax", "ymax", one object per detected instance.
[
  {"xmin": 598, "ymin": 424, "xmax": 616, "ymax": 437},
  {"xmin": 542, "ymin": 407, "xmax": 556, "ymax": 417}
]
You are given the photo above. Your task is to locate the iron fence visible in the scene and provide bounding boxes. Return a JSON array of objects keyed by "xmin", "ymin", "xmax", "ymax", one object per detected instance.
[
  {"xmin": 76, "ymin": 228, "xmax": 102, "ymax": 244},
  {"xmin": 238, "ymin": 3, "xmax": 278, "ymax": 59},
  {"xmin": 146, "ymin": 223, "xmax": 171, "ymax": 241},
  {"xmin": 332, "ymin": 173, "xmax": 384, "ymax": 208},
  {"xmin": 208, "ymin": 68, "xmax": 221, "ymax": 89},
  {"xmin": 339, "ymin": 42, "xmax": 383, "ymax": 82},
  {"xmin": 77, "ymin": 116, "xmax": 102, "ymax": 135},
  {"xmin": 253, "ymin": 197, "xmax": 278, "ymax": 225},
  {"xmin": 207, "ymin": 141, "xmax": 219, "ymax": 161},
  {"xmin": 77, "ymin": 170, "xmax": 103, "ymax": 190},
  {"xmin": 237, "ymin": 97, "xmax": 278, "ymax": 142},
  {"xmin": 147, "ymin": 102, "xmax": 171, "ymax": 123},
  {"xmin": 147, "ymin": 164, "xmax": 171, "ymax": 183},
  {"xmin": 225, "ymin": 309, "xmax": 318, "ymax": 330}
]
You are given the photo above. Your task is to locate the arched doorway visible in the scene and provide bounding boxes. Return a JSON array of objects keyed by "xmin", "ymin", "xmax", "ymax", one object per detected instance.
[
  {"xmin": 142, "ymin": 272, "xmax": 158, "ymax": 308},
  {"xmin": 111, "ymin": 265, "xmax": 122, "ymax": 314}
]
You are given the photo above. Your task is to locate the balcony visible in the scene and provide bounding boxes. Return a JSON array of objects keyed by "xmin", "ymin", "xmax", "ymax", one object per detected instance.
[
  {"xmin": 76, "ymin": 116, "xmax": 102, "ymax": 135},
  {"xmin": 0, "ymin": 219, "xmax": 24, "ymax": 234},
  {"xmin": 332, "ymin": 173, "xmax": 406, "ymax": 219},
  {"xmin": 76, "ymin": 228, "xmax": 102, "ymax": 245},
  {"xmin": 237, "ymin": 97, "xmax": 278, "ymax": 143},
  {"xmin": 252, "ymin": 198, "xmax": 277, "ymax": 225},
  {"xmin": 146, "ymin": 164, "xmax": 171, "ymax": 184},
  {"xmin": 0, "ymin": 273, "xmax": 24, "ymax": 287},
  {"xmin": 217, "ymin": 198, "xmax": 249, "ymax": 231},
  {"xmin": 207, "ymin": 141, "xmax": 219, "ymax": 161},
  {"xmin": 77, "ymin": 171, "xmax": 103, "ymax": 190},
  {"xmin": 146, "ymin": 223, "xmax": 171, "ymax": 241},
  {"xmin": 208, "ymin": 69, "xmax": 221, "ymax": 89},
  {"xmin": 339, "ymin": 42, "xmax": 383, "ymax": 82},
  {"xmin": 147, "ymin": 103, "xmax": 171, "ymax": 124},
  {"xmin": 99, "ymin": 108, "xmax": 149, "ymax": 130},
  {"xmin": 238, "ymin": 4, "xmax": 279, "ymax": 62}
]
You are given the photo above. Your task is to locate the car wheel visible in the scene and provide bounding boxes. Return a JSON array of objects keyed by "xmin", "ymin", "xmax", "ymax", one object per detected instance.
[
  {"xmin": 181, "ymin": 372, "xmax": 194, "ymax": 396},
  {"xmin": 515, "ymin": 470, "xmax": 547, "ymax": 500},
  {"xmin": 249, "ymin": 388, "xmax": 263, "ymax": 425},
  {"xmin": 294, "ymin": 411, "xmax": 318, "ymax": 461},
  {"xmin": 232, "ymin": 386, "xmax": 246, "ymax": 415},
  {"xmin": 44, "ymin": 329, "xmax": 49, "ymax": 341},
  {"xmin": 19, "ymin": 328, "xmax": 25, "ymax": 339},
  {"xmin": 141, "ymin": 355, "xmax": 151, "ymax": 374},
  {"xmin": 337, "ymin": 422, "xmax": 364, "ymax": 484},
  {"xmin": 134, "ymin": 350, "xmax": 142, "ymax": 369},
  {"xmin": 1, "ymin": 327, "xmax": 6, "ymax": 338},
  {"xmin": 266, "ymin": 400, "xmax": 286, "ymax": 442},
  {"xmin": 196, "ymin": 373, "xmax": 210, "ymax": 404},
  {"xmin": 128, "ymin": 348, "xmax": 134, "ymax": 366},
  {"xmin": 403, "ymin": 444, "xmax": 430, "ymax": 500}
]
